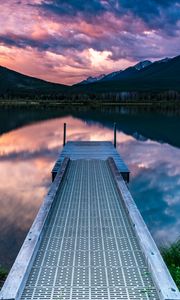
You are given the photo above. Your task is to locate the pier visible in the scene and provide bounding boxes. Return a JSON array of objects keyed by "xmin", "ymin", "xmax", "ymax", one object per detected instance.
[
  {"xmin": 52, "ymin": 141, "xmax": 130, "ymax": 183},
  {"xmin": 0, "ymin": 128, "xmax": 180, "ymax": 300}
]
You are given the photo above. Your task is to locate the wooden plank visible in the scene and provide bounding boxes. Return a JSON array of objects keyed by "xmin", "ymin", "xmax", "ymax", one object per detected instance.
[{"xmin": 52, "ymin": 141, "xmax": 129, "ymax": 182}]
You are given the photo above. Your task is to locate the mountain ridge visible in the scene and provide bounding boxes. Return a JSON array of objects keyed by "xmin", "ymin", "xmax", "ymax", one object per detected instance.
[
  {"xmin": 0, "ymin": 55, "xmax": 180, "ymax": 99},
  {"xmin": 73, "ymin": 55, "xmax": 180, "ymax": 93},
  {"xmin": 0, "ymin": 65, "xmax": 69, "ymax": 97},
  {"xmin": 76, "ymin": 58, "xmax": 172, "ymax": 85}
]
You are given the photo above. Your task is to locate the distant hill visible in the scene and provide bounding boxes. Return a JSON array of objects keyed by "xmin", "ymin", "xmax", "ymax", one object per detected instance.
[
  {"xmin": 0, "ymin": 66, "xmax": 69, "ymax": 98},
  {"xmin": 74, "ymin": 55, "xmax": 180, "ymax": 93},
  {"xmin": 0, "ymin": 55, "xmax": 180, "ymax": 101}
]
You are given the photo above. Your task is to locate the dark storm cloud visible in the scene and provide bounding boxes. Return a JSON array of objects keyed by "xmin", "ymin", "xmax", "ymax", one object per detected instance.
[
  {"xmin": 0, "ymin": 31, "xmax": 95, "ymax": 54},
  {"xmin": 38, "ymin": 0, "xmax": 180, "ymax": 28},
  {"xmin": 36, "ymin": 0, "xmax": 106, "ymax": 17},
  {"xmin": 33, "ymin": 0, "xmax": 180, "ymax": 47},
  {"xmin": 2, "ymin": 1, "xmax": 180, "ymax": 54},
  {"xmin": 0, "ymin": 0, "xmax": 179, "ymax": 84},
  {"xmin": 0, "ymin": 34, "xmax": 50, "ymax": 50},
  {"xmin": 117, "ymin": 0, "xmax": 180, "ymax": 34}
]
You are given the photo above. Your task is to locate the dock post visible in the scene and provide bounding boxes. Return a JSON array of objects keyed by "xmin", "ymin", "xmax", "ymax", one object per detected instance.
[
  {"xmin": 63, "ymin": 123, "xmax": 66, "ymax": 146},
  {"xmin": 114, "ymin": 122, "xmax": 116, "ymax": 148}
]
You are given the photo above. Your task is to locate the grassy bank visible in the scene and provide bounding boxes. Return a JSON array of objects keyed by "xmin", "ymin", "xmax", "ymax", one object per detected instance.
[
  {"xmin": 161, "ymin": 240, "xmax": 180, "ymax": 289},
  {"xmin": 0, "ymin": 267, "xmax": 8, "ymax": 288}
]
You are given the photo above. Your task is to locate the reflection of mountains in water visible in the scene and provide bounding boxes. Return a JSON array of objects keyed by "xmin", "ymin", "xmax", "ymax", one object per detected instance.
[
  {"xmin": 71, "ymin": 108, "xmax": 180, "ymax": 148},
  {"xmin": 0, "ymin": 106, "xmax": 180, "ymax": 148},
  {"xmin": 132, "ymin": 132, "xmax": 147, "ymax": 141}
]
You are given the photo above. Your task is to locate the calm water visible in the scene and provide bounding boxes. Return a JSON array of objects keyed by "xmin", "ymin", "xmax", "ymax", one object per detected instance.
[{"xmin": 0, "ymin": 107, "xmax": 180, "ymax": 269}]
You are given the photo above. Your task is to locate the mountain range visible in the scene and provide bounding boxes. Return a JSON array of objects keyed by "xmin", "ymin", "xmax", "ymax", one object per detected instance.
[
  {"xmin": 78, "ymin": 60, "xmax": 153, "ymax": 84},
  {"xmin": 73, "ymin": 55, "xmax": 180, "ymax": 93},
  {"xmin": 0, "ymin": 55, "xmax": 180, "ymax": 99}
]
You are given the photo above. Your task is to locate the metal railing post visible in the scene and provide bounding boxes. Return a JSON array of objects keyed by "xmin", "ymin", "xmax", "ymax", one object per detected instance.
[
  {"xmin": 63, "ymin": 123, "xmax": 66, "ymax": 146},
  {"xmin": 114, "ymin": 122, "xmax": 116, "ymax": 148}
]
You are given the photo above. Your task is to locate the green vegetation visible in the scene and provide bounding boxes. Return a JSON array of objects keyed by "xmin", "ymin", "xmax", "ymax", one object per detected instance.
[
  {"xmin": 161, "ymin": 240, "xmax": 180, "ymax": 290},
  {"xmin": 0, "ymin": 267, "xmax": 8, "ymax": 287}
]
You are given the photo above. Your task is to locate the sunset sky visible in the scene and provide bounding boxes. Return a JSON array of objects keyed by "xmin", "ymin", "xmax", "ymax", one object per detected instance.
[{"xmin": 0, "ymin": 0, "xmax": 180, "ymax": 85}]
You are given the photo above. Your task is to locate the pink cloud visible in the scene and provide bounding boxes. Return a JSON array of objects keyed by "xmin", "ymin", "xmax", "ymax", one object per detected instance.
[{"xmin": 0, "ymin": 1, "xmax": 179, "ymax": 84}]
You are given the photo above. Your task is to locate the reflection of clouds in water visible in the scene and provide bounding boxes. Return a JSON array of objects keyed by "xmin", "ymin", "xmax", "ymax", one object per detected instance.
[
  {"xmin": 119, "ymin": 139, "xmax": 180, "ymax": 245},
  {"xmin": 165, "ymin": 194, "xmax": 180, "ymax": 206},
  {"xmin": 0, "ymin": 116, "xmax": 179, "ymax": 267},
  {"xmin": 119, "ymin": 138, "xmax": 180, "ymax": 175},
  {"xmin": 0, "ymin": 158, "xmax": 51, "ymax": 235},
  {"xmin": 0, "ymin": 147, "xmax": 59, "ymax": 161},
  {"xmin": 0, "ymin": 116, "xmax": 133, "ymax": 267},
  {"xmin": 0, "ymin": 157, "xmax": 52, "ymax": 267},
  {"xmin": 0, "ymin": 116, "xmax": 133, "ymax": 156}
]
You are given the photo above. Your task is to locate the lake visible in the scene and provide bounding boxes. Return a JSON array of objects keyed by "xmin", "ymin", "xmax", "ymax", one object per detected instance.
[{"xmin": 0, "ymin": 106, "xmax": 180, "ymax": 269}]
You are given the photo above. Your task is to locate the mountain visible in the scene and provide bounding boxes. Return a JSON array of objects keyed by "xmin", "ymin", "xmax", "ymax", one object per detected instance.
[
  {"xmin": 105, "ymin": 60, "xmax": 152, "ymax": 81},
  {"xmin": 0, "ymin": 66, "xmax": 69, "ymax": 97},
  {"xmin": 101, "ymin": 70, "xmax": 123, "ymax": 81},
  {"xmin": 134, "ymin": 60, "xmax": 152, "ymax": 70},
  {"xmin": 158, "ymin": 57, "xmax": 171, "ymax": 63},
  {"xmin": 73, "ymin": 55, "xmax": 180, "ymax": 93},
  {"xmin": 79, "ymin": 74, "xmax": 106, "ymax": 84},
  {"xmin": 78, "ymin": 59, "xmax": 152, "ymax": 85},
  {"xmin": 77, "ymin": 60, "xmax": 152, "ymax": 85},
  {"xmin": 0, "ymin": 55, "xmax": 179, "ymax": 100}
]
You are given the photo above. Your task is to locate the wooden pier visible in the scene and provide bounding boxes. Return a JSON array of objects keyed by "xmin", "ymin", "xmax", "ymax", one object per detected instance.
[
  {"xmin": 0, "ymin": 139, "xmax": 179, "ymax": 300},
  {"xmin": 52, "ymin": 141, "xmax": 130, "ymax": 183}
]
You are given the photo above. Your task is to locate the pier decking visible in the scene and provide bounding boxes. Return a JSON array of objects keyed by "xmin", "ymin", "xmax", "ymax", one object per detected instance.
[
  {"xmin": 0, "ymin": 141, "xmax": 179, "ymax": 300},
  {"xmin": 52, "ymin": 141, "xmax": 130, "ymax": 182}
]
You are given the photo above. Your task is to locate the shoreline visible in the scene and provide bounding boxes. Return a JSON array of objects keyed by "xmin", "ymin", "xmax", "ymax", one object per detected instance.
[{"xmin": 0, "ymin": 99, "xmax": 180, "ymax": 109}]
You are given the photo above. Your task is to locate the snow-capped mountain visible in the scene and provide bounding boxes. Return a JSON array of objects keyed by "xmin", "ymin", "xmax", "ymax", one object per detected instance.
[
  {"xmin": 78, "ymin": 57, "xmax": 173, "ymax": 85},
  {"xmin": 134, "ymin": 60, "xmax": 152, "ymax": 70},
  {"xmin": 101, "ymin": 70, "xmax": 123, "ymax": 81},
  {"xmin": 157, "ymin": 57, "xmax": 170, "ymax": 63},
  {"xmin": 80, "ymin": 74, "xmax": 106, "ymax": 84}
]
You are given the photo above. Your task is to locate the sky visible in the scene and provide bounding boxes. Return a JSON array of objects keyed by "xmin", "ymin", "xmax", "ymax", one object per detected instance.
[{"xmin": 0, "ymin": 0, "xmax": 180, "ymax": 85}]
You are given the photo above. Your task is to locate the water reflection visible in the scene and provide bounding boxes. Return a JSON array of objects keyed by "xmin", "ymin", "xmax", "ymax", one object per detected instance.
[
  {"xmin": 0, "ymin": 116, "xmax": 179, "ymax": 268},
  {"xmin": 120, "ymin": 139, "xmax": 180, "ymax": 243}
]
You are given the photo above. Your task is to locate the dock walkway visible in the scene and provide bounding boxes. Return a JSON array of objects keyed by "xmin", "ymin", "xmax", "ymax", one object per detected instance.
[
  {"xmin": 0, "ymin": 142, "xmax": 179, "ymax": 300},
  {"xmin": 52, "ymin": 141, "xmax": 130, "ymax": 182}
]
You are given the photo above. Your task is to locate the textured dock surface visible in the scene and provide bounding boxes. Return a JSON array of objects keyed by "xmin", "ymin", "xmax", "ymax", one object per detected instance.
[
  {"xmin": 21, "ymin": 160, "xmax": 159, "ymax": 300},
  {"xmin": 52, "ymin": 141, "xmax": 129, "ymax": 181}
]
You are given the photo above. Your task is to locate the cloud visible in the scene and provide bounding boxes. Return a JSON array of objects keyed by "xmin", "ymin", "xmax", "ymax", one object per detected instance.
[
  {"xmin": 0, "ymin": 34, "xmax": 50, "ymax": 50},
  {"xmin": 36, "ymin": 0, "xmax": 106, "ymax": 18},
  {"xmin": 38, "ymin": 0, "xmax": 180, "ymax": 31},
  {"xmin": 0, "ymin": 0, "xmax": 179, "ymax": 84},
  {"xmin": 106, "ymin": 0, "xmax": 180, "ymax": 35}
]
